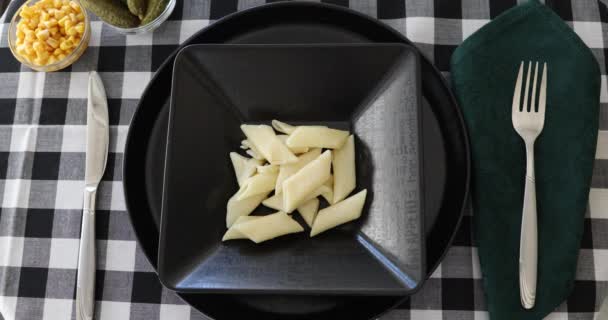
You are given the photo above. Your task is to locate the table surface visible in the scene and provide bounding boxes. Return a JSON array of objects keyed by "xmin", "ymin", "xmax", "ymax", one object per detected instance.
[{"xmin": 0, "ymin": 0, "xmax": 607, "ymax": 319}]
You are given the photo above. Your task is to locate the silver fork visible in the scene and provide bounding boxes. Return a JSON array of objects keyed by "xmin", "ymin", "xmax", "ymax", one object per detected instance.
[{"xmin": 512, "ymin": 61, "xmax": 547, "ymax": 309}]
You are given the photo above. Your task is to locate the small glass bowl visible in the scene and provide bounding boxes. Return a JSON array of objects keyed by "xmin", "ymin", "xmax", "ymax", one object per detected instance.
[
  {"xmin": 8, "ymin": 0, "xmax": 91, "ymax": 72},
  {"xmin": 102, "ymin": 0, "xmax": 176, "ymax": 35}
]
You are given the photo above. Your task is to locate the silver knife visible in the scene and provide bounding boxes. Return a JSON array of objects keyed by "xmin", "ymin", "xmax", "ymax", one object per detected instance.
[{"xmin": 76, "ymin": 71, "xmax": 109, "ymax": 320}]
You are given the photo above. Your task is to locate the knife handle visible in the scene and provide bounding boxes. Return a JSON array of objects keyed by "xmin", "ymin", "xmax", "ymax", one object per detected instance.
[
  {"xmin": 76, "ymin": 188, "xmax": 97, "ymax": 320},
  {"xmin": 519, "ymin": 143, "xmax": 537, "ymax": 309}
]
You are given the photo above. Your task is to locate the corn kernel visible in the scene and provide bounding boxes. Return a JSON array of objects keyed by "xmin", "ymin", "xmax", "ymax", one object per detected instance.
[
  {"xmin": 53, "ymin": 48, "xmax": 62, "ymax": 55},
  {"xmin": 46, "ymin": 38, "xmax": 59, "ymax": 48},
  {"xmin": 24, "ymin": 46, "xmax": 35, "ymax": 56},
  {"xmin": 60, "ymin": 5, "xmax": 70, "ymax": 12},
  {"xmin": 41, "ymin": 11, "xmax": 49, "ymax": 21},
  {"xmin": 36, "ymin": 29, "xmax": 49, "ymax": 41},
  {"xmin": 16, "ymin": 38, "xmax": 24, "ymax": 45},
  {"xmin": 19, "ymin": 8, "xmax": 32, "ymax": 19},
  {"xmin": 16, "ymin": 29, "xmax": 25, "ymax": 39},
  {"xmin": 48, "ymin": 56, "xmax": 58, "ymax": 64},
  {"xmin": 64, "ymin": 19, "xmax": 73, "ymax": 30},
  {"xmin": 76, "ymin": 12, "xmax": 84, "ymax": 21},
  {"xmin": 74, "ymin": 23, "xmax": 84, "ymax": 34},
  {"xmin": 58, "ymin": 16, "xmax": 69, "ymax": 26},
  {"xmin": 69, "ymin": 13, "xmax": 77, "ymax": 23},
  {"xmin": 66, "ymin": 27, "xmax": 77, "ymax": 36},
  {"xmin": 69, "ymin": 1, "xmax": 80, "ymax": 12},
  {"xmin": 54, "ymin": 9, "xmax": 65, "ymax": 19},
  {"xmin": 25, "ymin": 32, "xmax": 36, "ymax": 41},
  {"xmin": 49, "ymin": 27, "xmax": 59, "ymax": 36},
  {"xmin": 43, "ymin": 19, "xmax": 57, "ymax": 28},
  {"xmin": 59, "ymin": 40, "xmax": 73, "ymax": 51}
]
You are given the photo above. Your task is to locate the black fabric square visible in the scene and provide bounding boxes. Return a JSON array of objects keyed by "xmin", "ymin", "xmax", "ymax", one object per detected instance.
[
  {"xmin": 31, "ymin": 152, "xmax": 61, "ymax": 180},
  {"xmin": 567, "ymin": 280, "xmax": 596, "ymax": 312},
  {"xmin": 131, "ymin": 272, "xmax": 163, "ymax": 304},
  {"xmin": 489, "ymin": 0, "xmax": 517, "ymax": 18},
  {"xmin": 434, "ymin": 44, "xmax": 457, "ymax": 72},
  {"xmin": 435, "ymin": 0, "xmax": 462, "ymax": 19},
  {"xmin": 0, "ymin": 100, "xmax": 16, "ymax": 124},
  {"xmin": 546, "ymin": 0, "xmax": 573, "ymax": 22},
  {"xmin": 0, "ymin": 152, "xmax": 8, "ymax": 180},
  {"xmin": 580, "ymin": 218, "xmax": 593, "ymax": 249},
  {"xmin": 442, "ymin": 278, "xmax": 475, "ymax": 310},
  {"xmin": 0, "ymin": 48, "xmax": 22, "ymax": 72},
  {"xmin": 152, "ymin": 45, "xmax": 179, "ymax": 71},
  {"xmin": 377, "ymin": 0, "xmax": 406, "ymax": 19},
  {"xmin": 168, "ymin": 0, "xmax": 183, "ymax": 20},
  {"xmin": 95, "ymin": 210, "xmax": 110, "ymax": 240},
  {"xmin": 24, "ymin": 209, "xmax": 54, "ymax": 238},
  {"xmin": 94, "ymin": 270, "xmax": 105, "ymax": 300},
  {"xmin": 209, "ymin": 0, "xmax": 238, "ymax": 20},
  {"xmin": 39, "ymin": 99, "xmax": 68, "ymax": 125},
  {"xmin": 321, "ymin": 0, "xmax": 348, "ymax": 7},
  {"xmin": 453, "ymin": 216, "xmax": 473, "ymax": 246},
  {"xmin": 107, "ymin": 99, "xmax": 122, "ymax": 126},
  {"xmin": 18, "ymin": 267, "xmax": 49, "ymax": 298},
  {"xmin": 102, "ymin": 153, "xmax": 117, "ymax": 182},
  {"xmin": 97, "ymin": 46, "xmax": 126, "ymax": 72}
]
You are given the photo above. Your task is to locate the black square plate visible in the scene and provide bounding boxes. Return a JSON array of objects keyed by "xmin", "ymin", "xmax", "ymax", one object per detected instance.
[{"xmin": 158, "ymin": 44, "xmax": 424, "ymax": 295}]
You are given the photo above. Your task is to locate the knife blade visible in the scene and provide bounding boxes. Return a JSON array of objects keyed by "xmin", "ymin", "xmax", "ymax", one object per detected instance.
[{"xmin": 76, "ymin": 71, "xmax": 109, "ymax": 320}]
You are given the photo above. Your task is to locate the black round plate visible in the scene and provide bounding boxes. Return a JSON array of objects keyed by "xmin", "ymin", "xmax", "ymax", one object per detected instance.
[{"xmin": 123, "ymin": 2, "xmax": 470, "ymax": 320}]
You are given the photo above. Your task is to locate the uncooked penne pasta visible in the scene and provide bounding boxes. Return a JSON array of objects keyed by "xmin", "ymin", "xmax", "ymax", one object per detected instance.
[
  {"xmin": 235, "ymin": 171, "xmax": 278, "ymax": 200},
  {"xmin": 277, "ymin": 134, "xmax": 309, "ymax": 154},
  {"xmin": 310, "ymin": 189, "xmax": 367, "ymax": 237},
  {"xmin": 230, "ymin": 152, "xmax": 262, "ymax": 187},
  {"xmin": 297, "ymin": 198, "xmax": 319, "ymax": 227},
  {"xmin": 262, "ymin": 193, "xmax": 283, "ymax": 211},
  {"xmin": 234, "ymin": 211, "xmax": 304, "ymax": 243},
  {"xmin": 263, "ymin": 180, "xmax": 331, "ymax": 211},
  {"xmin": 275, "ymin": 148, "xmax": 321, "ymax": 193},
  {"xmin": 286, "ymin": 126, "xmax": 349, "ymax": 149},
  {"xmin": 283, "ymin": 150, "xmax": 332, "ymax": 213},
  {"xmin": 226, "ymin": 192, "xmax": 269, "ymax": 227},
  {"xmin": 332, "ymin": 135, "xmax": 356, "ymax": 203},
  {"xmin": 246, "ymin": 149, "xmax": 264, "ymax": 160},
  {"xmin": 222, "ymin": 216, "xmax": 262, "ymax": 241},
  {"xmin": 271, "ymin": 119, "xmax": 296, "ymax": 134},
  {"xmin": 241, "ymin": 124, "xmax": 297, "ymax": 165},
  {"xmin": 257, "ymin": 164, "xmax": 279, "ymax": 174}
]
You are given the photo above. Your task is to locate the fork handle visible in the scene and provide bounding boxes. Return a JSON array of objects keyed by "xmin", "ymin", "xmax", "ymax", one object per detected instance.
[{"xmin": 519, "ymin": 142, "xmax": 537, "ymax": 309}]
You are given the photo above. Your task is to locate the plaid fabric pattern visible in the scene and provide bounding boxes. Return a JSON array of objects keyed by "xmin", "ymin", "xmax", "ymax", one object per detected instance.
[{"xmin": 0, "ymin": 0, "xmax": 606, "ymax": 319}]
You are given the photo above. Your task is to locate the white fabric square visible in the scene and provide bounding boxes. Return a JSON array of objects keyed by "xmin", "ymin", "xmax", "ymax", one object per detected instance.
[
  {"xmin": 121, "ymin": 72, "xmax": 152, "ymax": 99},
  {"xmin": 411, "ymin": 310, "xmax": 442, "ymax": 319},
  {"xmin": 126, "ymin": 32, "xmax": 154, "ymax": 46},
  {"xmin": 473, "ymin": 311, "xmax": 490, "ymax": 320},
  {"xmin": 110, "ymin": 125, "xmax": 129, "ymax": 153},
  {"xmin": 104, "ymin": 240, "xmax": 136, "ymax": 271},
  {"xmin": 429, "ymin": 263, "xmax": 441, "ymax": 278},
  {"xmin": 462, "ymin": 19, "xmax": 489, "ymax": 40},
  {"xmin": 595, "ymin": 249, "xmax": 608, "ymax": 281},
  {"xmin": 54, "ymin": 180, "xmax": 84, "ymax": 210},
  {"xmin": 2, "ymin": 179, "xmax": 31, "ymax": 208},
  {"xmin": 60, "ymin": 125, "xmax": 86, "ymax": 153},
  {"xmin": 600, "ymin": 75, "xmax": 607, "ymax": 103},
  {"xmin": 89, "ymin": 21, "xmax": 103, "ymax": 47},
  {"xmin": 48, "ymin": 238, "xmax": 79, "ymax": 269},
  {"xmin": 573, "ymin": 21, "xmax": 603, "ymax": 49},
  {"xmin": 0, "ymin": 297, "xmax": 17, "ymax": 320},
  {"xmin": 596, "ymin": 131, "xmax": 608, "ymax": 160},
  {"xmin": 180, "ymin": 20, "xmax": 211, "ymax": 43},
  {"xmin": 9, "ymin": 125, "xmax": 38, "ymax": 152},
  {"xmin": 0, "ymin": 236, "xmax": 24, "ymax": 267},
  {"xmin": 17, "ymin": 72, "xmax": 46, "ymax": 99},
  {"xmin": 42, "ymin": 298, "xmax": 73, "ymax": 320},
  {"xmin": 406, "ymin": 17, "xmax": 436, "ymax": 44},
  {"xmin": 471, "ymin": 248, "xmax": 482, "ymax": 279},
  {"xmin": 110, "ymin": 182, "xmax": 126, "ymax": 211},
  {"xmin": 0, "ymin": 22, "xmax": 6, "ymax": 48},
  {"xmin": 99, "ymin": 301, "xmax": 131, "ymax": 320},
  {"xmin": 543, "ymin": 312, "xmax": 568, "ymax": 320},
  {"xmin": 160, "ymin": 304, "xmax": 191, "ymax": 320},
  {"xmin": 68, "ymin": 72, "xmax": 89, "ymax": 99},
  {"xmin": 589, "ymin": 188, "xmax": 608, "ymax": 219}
]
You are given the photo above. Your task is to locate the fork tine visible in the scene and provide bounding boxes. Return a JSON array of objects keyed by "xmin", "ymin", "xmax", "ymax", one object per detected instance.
[
  {"xmin": 538, "ymin": 63, "xmax": 547, "ymax": 116},
  {"xmin": 522, "ymin": 61, "xmax": 532, "ymax": 112},
  {"xmin": 512, "ymin": 61, "xmax": 524, "ymax": 114},
  {"xmin": 530, "ymin": 62, "xmax": 539, "ymax": 112}
]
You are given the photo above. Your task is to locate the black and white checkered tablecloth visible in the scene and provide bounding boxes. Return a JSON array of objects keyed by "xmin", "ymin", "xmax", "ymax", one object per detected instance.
[{"xmin": 0, "ymin": 0, "xmax": 606, "ymax": 319}]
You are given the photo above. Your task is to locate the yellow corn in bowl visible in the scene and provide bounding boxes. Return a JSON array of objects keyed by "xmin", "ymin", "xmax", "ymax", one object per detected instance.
[{"xmin": 8, "ymin": 0, "xmax": 91, "ymax": 72}]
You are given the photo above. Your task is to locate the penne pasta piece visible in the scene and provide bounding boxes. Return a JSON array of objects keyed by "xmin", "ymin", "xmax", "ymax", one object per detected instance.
[
  {"xmin": 271, "ymin": 119, "xmax": 296, "ymax": 134},
  {"xmin": 262, "ymin": 193, "xmax": 283, "ymax": 211},
  {"xmin": 235, "ymin": 171, "xmax": 279, "ymax": 201},
  {"xmin": 246, "ymin": 149, "xmax": 264, "ymax": 160},
  {"xmin": 241, "ymin": 124, "xmax": 298, "ymax": 165},
  {"xmin": 286, "ymin": 126, "xmax": 349, "ymax": 149},
  {"xmin": 277, "ymin": 134, "xmax": 309, "ymax": 154},
  {"xmin": 297, "ymin": 198, "xmax": 319, "ymax": 227},
  {"xmin": 226, "ymin": 191, "xmax": 269, "ymax": 227},
  {"xmin": 310, "ymin": 189, "xmax": 367, "ymax": 237},
  {"xmin": 222, "ymin": 216, "xmax": 262, "ymax": 241},
  {"xmin": 332, "ymin": 135, "xmax": 356, "ymax": 203},
  {"xmin": 317, "ymin": 184, "xmax": 334, "ymax": 204},
  {"xmin": 229, "ymin": 152, "xmax": 262, "ymax": 187},
  {"xmin": 234, "ymin": 211, "xmax": 304, "ymax": 243},
  {"xmin": 257, "ymin": 164, "xmax": 279, "ymax": 174},
  {"xmin": 275, "ymin": 148, "xmax": 322, "ymax": 193},
  {"xmin": 283, "ymin": 150, "xmax": 332, "ymax": 213}
]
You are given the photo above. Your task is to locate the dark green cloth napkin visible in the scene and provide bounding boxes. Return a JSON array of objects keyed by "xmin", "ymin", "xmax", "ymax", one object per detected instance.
[{"xmin": 450, "ymin": 1, "xmax": 601, "ymax": 319}]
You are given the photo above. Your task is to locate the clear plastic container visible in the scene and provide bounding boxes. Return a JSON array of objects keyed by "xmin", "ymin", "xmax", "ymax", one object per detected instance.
[
  {"xmin": 8, "ymin": 0, "xmax": 91, "ymax": 72},
  {"xmin": 103, "ymin": 0, "xmax": 176, "ymax": 35}
]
